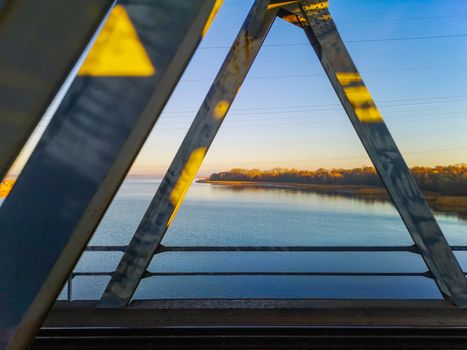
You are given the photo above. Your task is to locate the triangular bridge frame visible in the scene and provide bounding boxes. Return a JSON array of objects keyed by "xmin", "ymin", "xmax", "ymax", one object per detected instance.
[{"xmin": 100, "ymin": 0, "xmax": 467, "ymax": 308}]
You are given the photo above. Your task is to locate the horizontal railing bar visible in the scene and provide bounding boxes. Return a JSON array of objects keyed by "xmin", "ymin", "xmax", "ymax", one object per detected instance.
[
  {"xmin": 72, "ymin": 272, "xmax": 113, "ymax": 277},
  {"xmin": 143, "ymin": 271, "xmax": 433, "ymax": 277},
  {"xmin": 83, "ymin": 245, "xmax": 467, "ymax": 253},
  {"xmin": 71, "ymin": 271, "xmax": 432, "ymax": 278},
  {"xmin": 68, "ymin": 244, "xmax": 467, "ymax": 300},
  {"xmin": 157, "ymin": 245, "xmax": 419, "ymax": 253},
  {"xmin": 85, "ymin": 246, "xmax": 127, "ymax": 252}
]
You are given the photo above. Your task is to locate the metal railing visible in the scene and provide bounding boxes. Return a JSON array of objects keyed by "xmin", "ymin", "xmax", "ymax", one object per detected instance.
[{"xmin": 64, "ymin": 244, "xmax": 467, "ymax": 301}]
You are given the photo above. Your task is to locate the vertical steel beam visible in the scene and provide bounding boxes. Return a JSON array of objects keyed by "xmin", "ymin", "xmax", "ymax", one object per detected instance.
[
  {"xmin": 0, "ymin": 2, "xmax": 220, "ymax": 349},
  {"xmin": 100, "ymin": 0, "xmax": 278, "ymax": 308},
  {"xmin": 0, "ymin": 0, "xmax": 113, "ymax": 181},
  {"xmin": 298, "ymin": 0, "xmax": 467, "ymax": 306}
]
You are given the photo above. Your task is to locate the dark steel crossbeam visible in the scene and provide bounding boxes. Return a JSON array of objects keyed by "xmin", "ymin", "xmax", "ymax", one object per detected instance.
[
  {"xmin": 33, "ymin": 324, "xmax": 467, "ymax": 349},
  {"xmin": 0, "ymin": 0, "xmax": 113, "ymax": 181},
  {"xmin": 100, "ymin": 0, "xmax": 279, "ymax": 308},
  {"xmin": 37, "ymin": 299, "xmax": 467, "ymax": 349},
  {"xmin": 296, "ymin": 0, "xmax": 467, "ymax": 307},
  {"xmin": 0, "ymin": 2, "xmax": 219, "ymax": 349}
]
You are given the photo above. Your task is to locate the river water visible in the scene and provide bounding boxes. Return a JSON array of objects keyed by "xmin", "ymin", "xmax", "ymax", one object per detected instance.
[{"xmin": 55, "ymin": 177, "xmax": 467, "ymax": 301}]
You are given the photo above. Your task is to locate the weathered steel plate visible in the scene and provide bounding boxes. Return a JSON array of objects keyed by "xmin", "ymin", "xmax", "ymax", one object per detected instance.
[{"xmin": 0, "ymin": 0, "xmax": 113, "ymax": 180}]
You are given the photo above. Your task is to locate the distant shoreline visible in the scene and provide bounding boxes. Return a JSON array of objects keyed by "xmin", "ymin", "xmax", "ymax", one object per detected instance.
[{"xmin": 198, "ymin": 179, "xmax": 467, "ymax": 218}]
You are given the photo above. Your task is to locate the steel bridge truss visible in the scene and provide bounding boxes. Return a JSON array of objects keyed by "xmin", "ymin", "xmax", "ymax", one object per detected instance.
[
  {"xmin": 101, "ymin": 0, "xmax": 467, "ymax": 308},
  {"xmin": 1, "ymin": 0, "xmax": 466, "ymax": 349}
]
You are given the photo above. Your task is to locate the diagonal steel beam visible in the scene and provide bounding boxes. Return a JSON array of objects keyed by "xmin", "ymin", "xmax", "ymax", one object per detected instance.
[
  {"xmin": 297, "ymin": 0, "xmax": 467, "ymax": 306},
  {"xmin": 0, "ymin": 0, "xmax": 114, "ymax": 181},
  {"xmin": 0, "ymin": 1, "xmax": 220, "ymax": 349},
  {"xmin": 99, "ymin": 0, "xmax": 278, "ymax": 308}
]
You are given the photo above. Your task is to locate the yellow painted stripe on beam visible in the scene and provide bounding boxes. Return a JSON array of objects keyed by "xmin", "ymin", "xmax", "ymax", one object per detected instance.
[
  {"xmin": 213, "ymin": 100, "xmax": 230, "ymax": 119},
  {"xmin": 353, "ymin": 105, "xmax": 383, "ymax": 123},
  {"xmin": 336, "ymin": 73, "xmax": 383, "ymax": 123},
  {"xmin": 267, "ymin": 1, "xmax": 300, "ymax": 10},
  {"xmin": 78, "ymin": 5, "xmax": 155, "ymax": 77},
  {"xmin": 167, "ymin": 147, "xmax": 207, "ymax": 227},
  {"xmin": 343, "ymin": 86, "xmax": 374, "ymax": 104},
  {"xmin": 343, "ymin": 86, "xmax": 383, "ymax": 123},
  {"xmin": 202, "ymin": 0, "xmax": 224, "ymax": 37},
  {"xmin": 336, "ymin": 72, "xmax": 362, "ymax": 86}
]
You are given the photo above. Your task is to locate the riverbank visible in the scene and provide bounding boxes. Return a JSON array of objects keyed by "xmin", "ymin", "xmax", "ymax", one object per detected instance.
[{"xmin": 198, "ymin": 179, "xmax": 467, "ymax": 219}]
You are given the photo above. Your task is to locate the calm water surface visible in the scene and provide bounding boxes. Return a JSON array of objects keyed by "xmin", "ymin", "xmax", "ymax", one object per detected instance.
[{"xmin": 63, "ymin": 177, "xmax": 467, "ymax": 301}]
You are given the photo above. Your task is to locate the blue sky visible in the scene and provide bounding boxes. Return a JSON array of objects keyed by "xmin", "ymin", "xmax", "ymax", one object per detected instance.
[
  {"xmin": 130, "ymin": 0, "xmax": 467, "ymax": 176},
  {"xmin": 8, "ymin": 0, "xmax": 467, "ymax": 178}
]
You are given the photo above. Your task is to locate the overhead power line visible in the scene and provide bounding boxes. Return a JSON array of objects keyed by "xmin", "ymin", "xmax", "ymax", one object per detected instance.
[
  {"xmin": 338, "ymin": 14, "xmax": 467, "ymax": 24},
  {"xmin": 161, "ymin": 94, "xmax": 467, "ymax": 115},
  {"xmin": 207, "ymin": 146, "xmax": 467, "ymax": 166},
  {"xmin": 199, "ymin": 34, "xmax": 467, "ymax": 50},
  {"xmin": 208, "ymin": 146, "xmax": 467, "ymax": 165},
  {"xmin": 348, "ymin": 34, "xmax": 467, "ymax": 43},
  {"xmin": 183, "ymin": 64, "xmax": 467, "ymax": 82},
  {"xmin": 132, "ymin": 144, "xmax": 467, "ymax": 168},
  {"xmin": 210, "ymin": 13, "xmax": 467, "ymax": 29}
]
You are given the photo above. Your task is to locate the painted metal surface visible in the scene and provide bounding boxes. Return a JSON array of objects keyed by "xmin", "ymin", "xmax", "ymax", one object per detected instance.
[
  {"xmin": 297, "ymin": 0, "xmax": 467, "ymax": 306},
  {"xmin": 277, "ymin": 5, "xmax": 306, "ymax": 27},
  {"xmin": 0, "ymin": 1, "xmax": 219, "ymax": 349},
  {"xmin": 0, "ymin": 0, "xmax": 113, "ymax": 181},
  {"xmin": 100, "ymin": 0, "xmax": 278, "ymax": 308}
]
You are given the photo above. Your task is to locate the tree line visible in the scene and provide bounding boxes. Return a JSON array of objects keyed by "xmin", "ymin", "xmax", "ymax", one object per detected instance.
[{"xmin": 208, "ymin": 164, "xmax": 467, "ymax": 196}]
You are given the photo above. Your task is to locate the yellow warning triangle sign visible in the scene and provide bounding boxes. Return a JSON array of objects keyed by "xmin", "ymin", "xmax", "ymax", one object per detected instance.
[{"xmin": 78, "ymin": 5, "xmax": 155, "ymax": 77}]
